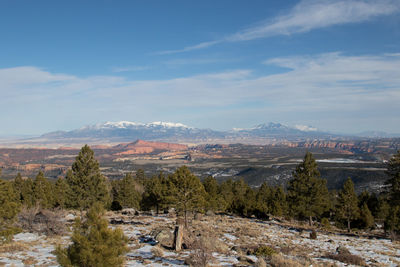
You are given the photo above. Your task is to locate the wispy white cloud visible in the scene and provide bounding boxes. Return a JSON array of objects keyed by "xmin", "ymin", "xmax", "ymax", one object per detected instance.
[
  {"xmin": 1, "ymin": 53, "xmax": 400, "ymax": 133},
  {"xmin": 158, "ymin": 0, "xmax": 400, "ymax": 54},
  {"xmin": 111, "ymin": 66, "xmax": 150, "ymax": 73}
]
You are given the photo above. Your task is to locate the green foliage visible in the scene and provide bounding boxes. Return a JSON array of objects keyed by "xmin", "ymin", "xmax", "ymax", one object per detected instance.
[
  {"xmin": 336, "ymin": 178, "xmax": 359, "ymax": 232},
  {"xmin": 386, "ymin": 150, "xmax": 400, "ymax": 207},
  {"xmin": 256, "ymin": 184, "xmax": 287, "ymax": 217},
  {"xmin": 55, "ymin": 177, "xmax": 70, "ymax": 209},
  {"xmin": 203, "ymin": 176, "xmax": 226, "ymax": 212},
  {"xmin": 13, "ymin": 174, "xmax": 35, "ymax": 207},
  {"xmin": 111, "ymin": 173, "xmax": 141, "ymax": 210},
  {"xmin": 287, "ymin": 152, "xmax": 330, "ymax": 224},
  {"xmin": 0, "ymin": 178, "xmax": 21, "ymax": 243},
  {"xmin": 66, "ymin": 145, "xmax": 111, "ymax": 210},
  {"xmin": 56, "ymin": 203, "xmax": 129, "ymax": 267},
  {"xmin": 230, "ymin": 179, "xmax": 256, "ymax": 217},
  {"xmin": 385, "ymin": 205, "xmax": 400, "ymax": 236},
  {"xmin": 254, "ymin": 245, "xmax": 277, "ymax": 257},
  {"xmin": 167, "ymin": 166, "xmax": 206, "ymax": 225},
  {"xmin": 359, "ymin": 203, "xmax": 374, "ymax": 229},
  {"xmin": 141, "ymin": 172, "xmax": 169, "ymax": 213},
  {"xmin": 33, "ymin": 171, "xmax": 55, "ymax": 209},
  {"xmin": 321, "ymin": 217, "xmax": 331, "ymax": 229},
  {"xmin": 219, "ymin": 179, "xmax": 235, "ymax": 212}
]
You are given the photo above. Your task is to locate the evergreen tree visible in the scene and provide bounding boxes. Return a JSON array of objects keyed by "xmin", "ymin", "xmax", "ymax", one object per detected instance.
[
  {"xmin": 168, "ymin": 166, "xmax": 206, "ymax": 226},
  {"xmin": 255, "ymin": 182, "xmax": 272, "ymax": 217},
  {"xmin": 386, "ymin": 150, "xmax": 400, "ymax": 206},
  {"xmin": 219, "ymin": 179, "xmax": 234, "ymax": 212},
  {"xmin": 203, "ymin": 176, "xmax": 226, "ymax": 212},
  {"xmin": 111, "ymin": 173, "xmax": 141, "ymax": 210},
  {"xmin": 336, "ymin": 178, "xmax": 360, "ymax": 232},
  {"xmin": 33, "ymin": 171, "xmax": 54, "ymax": 208},
  {"xmin": 287, "ymin": 152, "xmax": 330, "ymax": 225},
  {"xmin": 270, "ymin": 186, "xmax": 287, "ymax": 217},
  {"xmin": 231, "ymin": 179, "xmax": 256, "ymax": 217},
  {"xmin": 66, "ymin": 145, "xmax": 111, "ymax": 210},
  {"xmin": 359, "ymin": 203, "xmax": 374, "ymax": 229},
  {"xmin": 13, "ymin": 173, "xmax": 25, "ymax": 203},
  {"xmin": 141, "ymin": 172, "xmax": 168, "ymax": 213},
  {"xmin": 55, "ymin": 177, "xmax": 70, "ymax": 209},
  {"xmin": 56, "ymin": 203, "xmax": 128, "ymax": 267},
  {"xmin": 0, "ymin": 178, "xmax": 20, "ymax": 243}
]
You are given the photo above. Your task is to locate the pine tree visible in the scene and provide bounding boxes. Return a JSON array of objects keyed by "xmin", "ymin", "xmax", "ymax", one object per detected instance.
[
  {"xmin": 0, "ymin": 178, "xmax": 20, "ymax": 243},
  {"xmin": 336, "ymin": 178, "xmax": 360, "ymax": 232},
  {"xmin": 287, "ymin": 152, "xmax": 330, "ymax": 225},
  {"xmin": 203, "ymin": 176, "xmax": 226, "ymax": 212},
  {"xmin": 168, "ymin": 166, "xmax": 206, "ymax": 226},
  {"xmin": 56, "ymin": 202, "xmax": 128, "ymax": 267},
  {"xmin": 111, "ymin": 173, "xmax": 141, "ymax": 210},
  {"xmin": 231, "ymin": 179, "xmax": 256, "ymax": 217},
  {"xmin": 219, "ymin": 179, "xmax": 234, "ymax": 212},
  {"xmin": 33, "ymin": 171, "xmax": 54, "ymax": 208},
  {"xmin": 386, "ymin": 150, "xmax": 400, "ymax": 206},
  {"xmin": 270, "ymin": 186, "xmax": 287, "ymax": 217},
  {"xmin": 359, "ymin": 203, "xmax": 374, "ymax": 229},
  {"xmin": 142, "ymin": 172, "xmax": 168, "ymax": 213},
  {"xmin": 66, "ymin": 145, "xmax": 111, "ymax": 210},
  {"xmin": 55, "ymin": 177, "xmax": 70, "ymax": 209}
]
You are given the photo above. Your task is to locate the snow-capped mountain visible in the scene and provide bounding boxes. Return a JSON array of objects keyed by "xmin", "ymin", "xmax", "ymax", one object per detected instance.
[{"xmin": 38, "ymin": 121, "xmax": 335, "ymax": 143}]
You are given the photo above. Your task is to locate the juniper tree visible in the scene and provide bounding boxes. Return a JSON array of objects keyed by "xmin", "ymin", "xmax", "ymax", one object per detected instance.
[
  {"xmin": 202, "ymin": 176, "xmax": 226, "ymax": 212},
  {"xmin": 66, "ymin": 145, "xmax": 111, "ymax": 210},
  {"xmin": 168, "ymin": 166, "xmax": 206, "ymax": 226},
  {"xmin": 142, "ymin": 172, "xmax": 169, "ymax": 213},
  {"xmin": 13, "ymin": 174, "xmax": 35, "ymax": 207},
  {"xmin": 33, "ymin": 171, "xmax": 54, "ymax": 208},
  {"xmin": 385, "ymin": 150, "xmax": 400, "ymax": 236},
  {"xmin": 336, "ymin": 178, "xmax": 359, "ymax": 232},
  {"xmin": 54, "ymin": 177, "xmax": 70, "ymax": 209},
  {"xmin": 219, "ymin": 179, "xmax": 234, "ymax": 212},
  {"xmin": 56, "ymin": 202, "xmax": 128, "ymax": 267},
  {"xmin": 0, "ymin": 178, "xmax": 20, "ymax": 243},
  {"xmin": 111, "ymin": 173, "xmax": 141, "ymax": 210},
  {"xmin": 287, "ymin": 152, "xmax": 330, "ymax": 225},
  {"xmin": 231, "ymin": 179, "xmax": 256, "ymax": 217},
  {"xmin": 386, "ymin": 150, "xmax": 400, "ymax": 207}
]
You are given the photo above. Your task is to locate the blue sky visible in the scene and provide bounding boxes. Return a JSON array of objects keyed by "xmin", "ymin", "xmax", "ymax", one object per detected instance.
[{"xmin": 1, "ymin": 0, "xmax": 399, "ymax": 135}]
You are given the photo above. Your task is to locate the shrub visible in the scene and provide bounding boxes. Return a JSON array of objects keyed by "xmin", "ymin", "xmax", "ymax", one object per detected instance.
[
  {"xmin": 325, "ymin": 246, "xmax": 366, "ymax": 266},
  {"xmin": 321, "ymin": 218, "xmax": 330, "ymax": 229},
  {"xmin": 18, "ymin": 206, "xmax": 65, "ymax": 235},
  {"xmin": 185, "ymin": 235, "xmax": 215, "ymax": 267},
  {"xmin": 254, "ymin": 245, "xmax": 277, "ymax": 257},
  {"xmin": 55, "ymin": 203, "xmax": 129, "ymax": 267}
]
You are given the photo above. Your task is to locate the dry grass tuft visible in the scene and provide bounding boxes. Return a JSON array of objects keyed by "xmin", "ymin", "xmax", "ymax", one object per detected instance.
[
  {"xmin": 325, "ymin": 252, "xmax": 366, "ymax": 266},
  {"xmin": 151, "ymin": 245, "xmax": 164, "ymax": 258},
  {"xmin": 270, "ymin": 253, "xmax": 304, "ymax": 267},
  {"xmin": 0, "ymin": 241, "xmax": 29, "ymax": 253}
]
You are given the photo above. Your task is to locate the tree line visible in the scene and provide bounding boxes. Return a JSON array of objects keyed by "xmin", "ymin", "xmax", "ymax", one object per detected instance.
[{"xmin": 1, "ymin": 145, "xmax": 400, "ymax": 239}]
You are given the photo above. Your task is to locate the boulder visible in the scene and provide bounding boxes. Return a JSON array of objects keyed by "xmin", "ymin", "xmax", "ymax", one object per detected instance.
[{"xmin": 153, "ymin": 229, "xmax": 174, "ymax": 248}]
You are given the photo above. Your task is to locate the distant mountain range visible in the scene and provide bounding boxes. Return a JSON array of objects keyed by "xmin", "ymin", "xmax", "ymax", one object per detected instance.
[
  {"xmin": 37, "ymin": 121, "xmax": 337, "ymax": 143},
  {"xmin": 2, "ymin": 121, "xmax": 399, "ymax": 147}
]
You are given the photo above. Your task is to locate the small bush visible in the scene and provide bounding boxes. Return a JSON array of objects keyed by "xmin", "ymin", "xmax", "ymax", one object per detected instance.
[
  {"xmin": 321, "ymin": 218, "xmax": 330, "ymax": 229},
  {"xmin": 270, "ymin": 253, "xmax": 303, "ymax": 267},
  {"xmin": 17, "ymin": 206, "xmax": 64, "ymax": 235},
  {"xmin": 325, "ymin": 246, "xmax": 366, "ymax": 266},
  {"xmin": 55, "ymin": 203, "xmax": 129, "ymax": 267},
  {"xmin": 255, "ymin": 245, "xmax": 277, "ymax": 257}
]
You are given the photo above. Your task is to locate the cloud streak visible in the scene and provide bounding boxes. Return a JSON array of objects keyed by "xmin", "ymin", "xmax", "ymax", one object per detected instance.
[
  {"xmin": 159, "ymin": 0, "xmax": 400, "ymax": 54},
  {"xmin": 1, "ymin": 53, "xmax": 400, "ymax": 133}
]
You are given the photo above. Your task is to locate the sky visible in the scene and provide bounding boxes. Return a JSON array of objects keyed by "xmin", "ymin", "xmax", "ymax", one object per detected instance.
[{"xmin": 1, "ymin": 0, "xmax": 400, "ymax": 136}]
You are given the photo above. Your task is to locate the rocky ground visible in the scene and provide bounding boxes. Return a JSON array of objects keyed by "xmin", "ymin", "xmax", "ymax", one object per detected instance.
[{"xmin": 0, "ymin": 211, "xmax": 399, "ymax": 267}]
